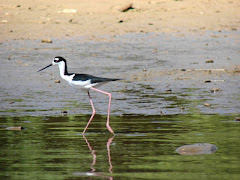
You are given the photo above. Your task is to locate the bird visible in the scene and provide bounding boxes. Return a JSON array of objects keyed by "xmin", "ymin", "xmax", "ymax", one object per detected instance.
[{"xmin": 38, "ymin": 56, "xmax": 121, "ymax": 134}]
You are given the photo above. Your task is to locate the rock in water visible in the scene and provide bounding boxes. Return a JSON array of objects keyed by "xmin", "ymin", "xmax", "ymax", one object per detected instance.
[
  {"xmin": 176, "ymin": 143, "xmax": 217, "ymax": 155},
  {"xmin": 6, "ymin": 126, "xmax": 24, "ymax": 130}
]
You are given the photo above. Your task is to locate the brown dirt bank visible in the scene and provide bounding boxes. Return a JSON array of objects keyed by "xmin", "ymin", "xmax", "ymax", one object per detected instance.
[{"xmin": 1, "ymin": 0, "xmax": 240, "ymax": 41}]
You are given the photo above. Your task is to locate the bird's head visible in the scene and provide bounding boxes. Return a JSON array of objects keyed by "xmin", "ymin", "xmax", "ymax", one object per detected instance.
[
  {"xmin": 38, "ymin": 56, "xmax": 66, "ymax": 72},
  {"xmin": 52, "ymin": 56, "xmax": 66, "ymax": 65}
]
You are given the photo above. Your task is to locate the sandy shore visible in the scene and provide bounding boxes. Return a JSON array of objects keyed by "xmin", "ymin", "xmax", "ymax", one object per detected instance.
[{"xmin": 1, "ymin": 0, "xmax": 240, "ymax": 41}]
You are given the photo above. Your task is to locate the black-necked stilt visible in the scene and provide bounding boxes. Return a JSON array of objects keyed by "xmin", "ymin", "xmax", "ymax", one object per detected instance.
[{"xmin": 38, "ymin": 56, "xmax": 121, "ymax": 134}]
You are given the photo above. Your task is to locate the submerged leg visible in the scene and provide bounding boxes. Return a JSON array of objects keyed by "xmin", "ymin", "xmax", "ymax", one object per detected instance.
[
  {"xmin": 90, "ymin": 87, "xmax": 114, "ymax": 134},
  {"xmin": 82, "ymin": 91, "xmax": 96, "ymax": 134}
]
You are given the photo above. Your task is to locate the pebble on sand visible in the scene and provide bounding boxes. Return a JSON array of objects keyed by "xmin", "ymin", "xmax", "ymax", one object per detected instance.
[
  {"xmin": 41, "ymin": 39, "xmax": 52, "ymax": 43},
  {"xmin": 58, "ymin": 9, "xmax": 78, "ymax": 14},
  {"xmin": 55, "ymin": 80, "xmax": 61, "ymax": 83},
  {"xmin": 205, "ymin": 60, "xmax": 214, "ymax": 63},
  {"xmin": 119, "ymin": 3, "xmax": 134, "ymax": 12},
  {"xmin": 205, "ymin": 80, "xmax": 211, "ymax": 83},
  {"xmin": 210, "ymin": 88, "xmax": 220, "ymax": 93}
]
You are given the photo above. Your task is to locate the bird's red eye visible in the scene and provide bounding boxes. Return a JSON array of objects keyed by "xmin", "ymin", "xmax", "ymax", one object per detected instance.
[{"xmin": 54, "ymin": 58, "xmax": 59, "ymax": 62}]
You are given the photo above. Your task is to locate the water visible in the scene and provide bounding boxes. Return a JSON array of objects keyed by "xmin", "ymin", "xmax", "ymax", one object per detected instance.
[
  {"xmin": 0, "ymin": 31, "xmax": 240, "ymax": 179},
  {"xmin": 1, "ymin": 114, "xmax": 240, "ymax": 179}
]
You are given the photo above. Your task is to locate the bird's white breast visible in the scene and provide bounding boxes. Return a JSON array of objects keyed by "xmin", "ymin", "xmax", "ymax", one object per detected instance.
[
  {"xmin": 69, "ymin": 78, "xmax": 93, "ymax": 89},
  {"xmin": 57, "ymin": 62, "xmax": 98, "ymax": 89}
]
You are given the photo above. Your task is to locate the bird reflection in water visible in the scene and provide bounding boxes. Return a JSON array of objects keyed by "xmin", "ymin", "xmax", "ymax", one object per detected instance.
[{"xmin": 76, "ymin": 135, "xmax": 114, "ymax": 179}]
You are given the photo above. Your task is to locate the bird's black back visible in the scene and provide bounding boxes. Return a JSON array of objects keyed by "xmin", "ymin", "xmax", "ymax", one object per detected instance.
[{"xmin": 72, "ymin": 73, "xmax": 121, "ymax": 84}]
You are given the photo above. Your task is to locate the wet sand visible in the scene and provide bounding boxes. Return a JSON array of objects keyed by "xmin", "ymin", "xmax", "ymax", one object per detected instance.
[{"xmin": 0, "ymin": 32, "xmax": 239, "ymax": 116}]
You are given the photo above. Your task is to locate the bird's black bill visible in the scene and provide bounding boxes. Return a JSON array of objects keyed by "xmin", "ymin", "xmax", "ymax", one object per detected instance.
[{"xmin": 38, "ymin": 64, "xmax": 52, "ymax": 72}]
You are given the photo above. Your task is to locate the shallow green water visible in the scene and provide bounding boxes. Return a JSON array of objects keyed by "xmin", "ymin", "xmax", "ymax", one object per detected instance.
[{"xmin": 1, "ymin": 113, "xmax": 240, "ymax": 179}]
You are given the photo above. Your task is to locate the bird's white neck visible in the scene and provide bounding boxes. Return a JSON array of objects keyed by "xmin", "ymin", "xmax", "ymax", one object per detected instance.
[
  {"xmin": 58, "ymin": 61, "xmax": 67, "ymax": 78},
  {"xmin": 56, "ymin": 61, "xmax": 74, "ymax": 83}
]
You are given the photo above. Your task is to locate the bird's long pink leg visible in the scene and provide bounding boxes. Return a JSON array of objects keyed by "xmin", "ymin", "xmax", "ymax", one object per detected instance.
[
  {"xmin": 90, "ymin": 87, "xmax": 114, "ymax": 134},
  {"xmin": 82, "ymin": 91, "xmax": 96, "ymax": 134}
]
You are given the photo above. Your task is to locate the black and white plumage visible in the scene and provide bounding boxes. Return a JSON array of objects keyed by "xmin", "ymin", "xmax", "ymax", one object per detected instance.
[
  {"xmin": 38, "ymin": 56, "xmax": 120, "ymax": 89},
  {"xmin": 38, "ymin": 56, "xmax": 121, "ymax": 134}
]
